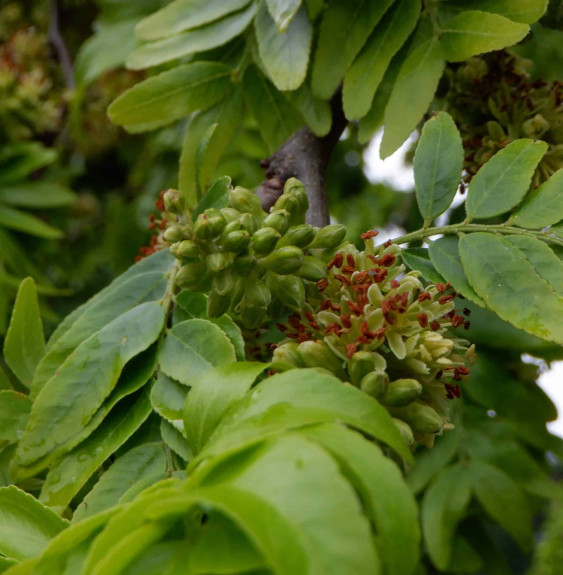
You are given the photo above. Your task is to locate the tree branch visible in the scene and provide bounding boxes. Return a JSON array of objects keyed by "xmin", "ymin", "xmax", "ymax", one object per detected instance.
[{"xmin": 255, "ymin": 91, "xmax": 347, "ymax": 227}]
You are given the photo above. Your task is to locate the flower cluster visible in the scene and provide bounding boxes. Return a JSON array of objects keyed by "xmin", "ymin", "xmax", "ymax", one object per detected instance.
[
  {"xmin": 273, "ymin": 235, "xmax": 475, "ymax": 447},
  {"xmin": 442, "ymin": 51, "xmax": 562, "ymax": 188}
]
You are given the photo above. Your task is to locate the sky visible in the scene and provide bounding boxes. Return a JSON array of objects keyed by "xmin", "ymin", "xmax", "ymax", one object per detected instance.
[{"xmin": 363, "ymin": 131, "xmax": 563, "ymax": 438}]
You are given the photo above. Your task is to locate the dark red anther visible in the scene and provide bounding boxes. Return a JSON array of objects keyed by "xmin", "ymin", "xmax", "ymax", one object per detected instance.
[
  {"xmin": 430, "ymin": 320, "xmax": 441, "ymax": 331},
  {"xmin": 341, "ymin": 265, "xmax": 355, "ymax": 275},
  {"xmin": 321, "ymin": 299, "xmax": 332, "ymax": 310},
  {"xmin": 464, "ymin": 321, "xmax": 471, "ymax": 330},
  {"xmin": 438, "ymin": 294, "xmax": 455, "ymax": 305},
  {"xmin": 384, "ymin": 240, "xmax": 392, "ymax": 248},
  {"xmin": 327, "ymin": 253, "xmax": 344, "ymax": 270},
  {"xmin": 335, "ymin": 274, "xmax": 352, "ymax": 286},
  {"xmin": 357, "ymin": 294, "xmax": 368, "ymax": 309},
  {"xmin": 463, "ymin": 308, "xmax": 471, "ymax": 316},
  {"xmin": 354, "ymin": 271, "xmax": 370, "ymax": 284},
  {"xmin": 399, "ymin": 292, "xmax": 409, "ymax": 308},
  {"xmin": 346, "ymin": 254, "xmax": 356, "ymax": 268},
  {"xmin": 435, "ymin": 282, "xmax": 447, "ymax": 293},
  {"xmin": 324, "ymin": 323, "xmax": 342, "ymax": 335},
  {"xmin": 375, "ymin": 327, "xmax": 386, "ymax": 340},
  {"xmin": 417, "ymin": 291, "xmax": 431, "ymax": 302},
  {"xmin": 341, "ymin": 314, "xmax": 352, "ymax": 328},
  {"xmin": 305, "ymin": 311, "xmax": 316, "ymax": 323},
  {"xmin": 390, "ymin": 279, "xmax": 400, "ymax": 289},
  {"xmin": 435, "ymin": 369, "xmax": 443, "ymax": 380},
  {"xmin": 361, "ymin": 230, "xmax": 379, "ymax": 239},
  {"xmin": 347, "ymin": 301, "xmax": 363, "ymax": 315},
  {"xmin": 370, "ymin": 267, "xmax": 388, "ymax": 283},
  {"xmin": 418, "ymin": 313, "xmax": 429, "ymax": 328},
  {"xmin": 297, "ymin": 332, "xmax": 311, "ymax": 343},
  {"xmin": 275, "ymin": 323, "xmax": 287, "ymax": 332},
  {"xmin": 451, "ymin": 315, "xmax": 465, "ymax": 328},
  {"xmin": 346, "ymin": 342, "xmax": 357, "ymax": 358},
  {"xmin": 155, "ymin": 198, "xmax": 165, "ymax": 211},
  {"xmin": 316, "ymin": 278, "xmax": 329, "ymax": 292},
  {"xmin": 360, "ymin": 321, "xmax": 377, "ymax": 339},
  {"xmin": 358, "ymin": 336, "xmax": 371, "ymax": 344},
  {"xmin": 379, "ymin": 253, "xmax": 396, "ymax": 267},
  {"xmin": 456, "ymin": 365, "xmax": 471, "ymax": 376},
  {"xmin": 367, "ymin": 254, "xmax": 378, "ymax": 264}
]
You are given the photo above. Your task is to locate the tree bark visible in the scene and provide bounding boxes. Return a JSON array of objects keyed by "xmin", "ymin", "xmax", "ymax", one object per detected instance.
[{"xmin": 255, "ymin": 91, "xmax": 347, "ymax": 227}]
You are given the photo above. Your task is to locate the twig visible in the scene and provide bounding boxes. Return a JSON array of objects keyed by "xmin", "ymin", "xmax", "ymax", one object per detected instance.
[
  {"xmin": 48, "ymin": 0, "xmax": 75, "ymax": 90},
  {"xmin": 255, "ymin": 91, "xmax": 347, "ymax": 227}
]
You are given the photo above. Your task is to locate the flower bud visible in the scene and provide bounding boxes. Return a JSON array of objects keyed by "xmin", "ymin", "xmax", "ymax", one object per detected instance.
[
  {"xmin": 207, "ymin": 289, "xmax": 231, "ymax": 317},
  {"xmin": 212, "ymin": 270, "xmax": 237, "ymax": 297},
  {"xmin": 348, "ymin": 351, "xmax": 385, "ymax": 387},
  {"xmin": 284, "ymin": 178, "xmax": 309, "ymax": 214},
  {"xmin": 238, "ymin": 213, "xmax": 260, "ymax": 235},
  {"xmin": 296, "ymin": 256, "xmax": 326, "ymax": 281},
  {"xmin": 264, "ymin": 209, "xmax": 290, "ymax": 235},
  {"xmin": 223, "ymin": 230, "xmax": 250, "ymax": 253},
  {"xmin": 276, "ymin": 224, "xmax": 316, "ymax": 248},
  {"xmin": 171, "ymin": 240, "xmax": 200, "ymax": 261},
  {"xmin": 392, "ymin": 418, "xmax": 415, "ymax": 448},
  {"xmin": 238, "ymin": 280, "xmax": 271, "ymax": 328},
  {"xmin": 252, "ymin": 227, "xmax": 282, "ymax": 254},
  {"xmin": 273, "ymin": 342, "xmax": 304, "ymax": 367},
  {"xmin": 228, "ymin": 187, "xmax": 263, "ymax": 219},
  {"xmin": 163, "ymin": 225, "xmax": 187, "ymax": 243},
  {"xmin": 259, "ymin": 246, "xmax": 303, "ymax": 275},
  {"xmin": 308, "ymin": 224, "xmax": 347, "ymax": 249},
  {"xmin": 273, "ymin": 194, "xmax": 300, "ymax": 224},
  {"xmin": 381, "ymin": 378, "xmax": 423, "ymax": 407},
  {"xmin": 360, "ymin": 371, "xmax": 388, "ymax": 398},
  {"xmin": 233, "ymin": 253, "xmax": 255, "ymax": 274},
  {"xmin": 206, "ymin": 253, "xmax": 230, "ymax": 274},
  {"xmin": 265, "ymin": 272, "xmax": 305, "ymax": 311},
  {"xmin": 175, "ymin": 262, "xmax": 210, "ymax": 292},
  {"xmin": 162, "ymin": 189, "xmax": 184, "ymax": 215},
  {"xmin": 391, "ymin": 402, "xmax": 443, "ymax": 434},
  {"xmin": 298, "ymin": 341, "xmax": 348, "ymax": 380},
  {"xmin": 220, "ymin": 207, "xmax": 242, "ymax": 223}
]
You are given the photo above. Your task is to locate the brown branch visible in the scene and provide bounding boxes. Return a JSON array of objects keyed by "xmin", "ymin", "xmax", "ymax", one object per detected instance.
[
  {"xmin": 48, "ymin": 0, "xmax": 75, "ymax": 90},
  {"xmin": 255, "ymin": 91, "xmax": 347, "ymax": 227}
]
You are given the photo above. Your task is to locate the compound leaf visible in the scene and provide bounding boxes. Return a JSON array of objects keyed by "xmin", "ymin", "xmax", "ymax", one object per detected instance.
[{"xmin": 513, "ymin": 168, "xmax": 563, "ymax": 228}]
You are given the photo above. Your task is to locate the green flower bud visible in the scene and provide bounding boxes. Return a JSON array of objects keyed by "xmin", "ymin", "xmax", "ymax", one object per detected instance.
[
  {"xmin": 171, "ymin": 240, "xmax": 200, "ymax": 261},
  {"xmin": 206, "ymin": 253, "xmax": 230, "ymax": 274},
  {"xmin": 296, "ymin": 256, "xmax": 326, "ymax": 281},
  {"xmin": 163, "ymin": 225, "xmax": 187, "ymax": 243},
  {"xmin": 162, "ymin": 189, "xmax": 184, "ymax": 215},
  {"xmin": 223, "ymin": 230, "xmax": 250, "ymax": 253},
  {"xmin": 252, "ymin": 227, "xmax": 282, "ymax": 254},
  {"xmin": 360, "ymin": 371, "xmax": 388, "ymax": 399},
  {"xmin": 194, "ymin": 215, "xmax": 214, "ymax": 241},
  {"xmin": 298, "ymin": 341, "xmax": 348, "ymax": 380},
  {"xmin": 259, "ymin": 246, "xmax": 304, "ymax": 275},
  {"xmin": 228, "ymin": 187, "xmax": 264, "ymax": 219},
  {"xmin": 238, "ymin": 280, "xmax": 271, "ymax": 328},
  {"xmin": 273, "ymin": 342, "xmax": 304, "ymax": 367},
  {"xmin": 392, "ymin": 418, "xmax": 415, "ymax": 448},
  {"xmin": 277, "ymin": 224, "xmax": 316, "ymax": 248},
  {"xmin": 391, "ymin": 402, "xmax": 443, "ymax": 434},
  {"xmin": 212, "ymin": 270, "xmax": 237, "ymax": 297},
  {"xmin": 265, "ymin": 272, "xmax": 305, "ymax": 311},
  {"xmin": 220, "ymin": 207, "xmax": 241, "ymax": 223},
  {"xmin": 233, "ymin": 253, "xmax": 255, "ymax": 274},
  {"xmin": 273, "ymin": 194, "xmax": 301, "ymax": 224},
  {"xmin": 238, "ymin": 213, "xmax": 260, "ymax": 235},
  {"xmin": 348, "ymin": 351, "xmax": 382, "ymax": 387},
  {"xmin": 207, "ymin": 289, "xmax": 231, "ymax": 318},
  {"xmin": 308, "ymin": 224, "xmax": 347, "ymax": 249},
  {"xmin": 284, "ymin": 178, "xmax": 309, "ymax": 214},
  {"xmin": 175, "ymin": 261, "xmax": 210, "ymax": 292},
  {"xmin": 381, "ymin": 378, "xmax": 423, "ymax": 407},
  {"xmin": 264, "ymin": 209, "xmax": 290, "ymax": 235}
]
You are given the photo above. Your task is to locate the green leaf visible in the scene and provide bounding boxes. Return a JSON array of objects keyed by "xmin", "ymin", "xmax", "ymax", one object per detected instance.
[
  {"xmin": 150, "ymin": 373, "xmax": 187, "ymax": 424},
  {"xmin": 513, "ymin": 168, "xmax": 563, "ymax": 228},
  {"xmin": 196, "ymin": 434, "xmax": 378, "ymax": 575},
  {"xmin": 75, "ymin": 20, "xmax": 139, "ymax": 86},
  {"xmin": 301, "ymin": 424, "xmax": 420, "ymax": 575},
  {"xmin": 380, "ymin": 39, "xmax": 445, "ymax": 158},
  {"xmin": 108, "ymin": 62, "xmax": 233, "ymax": 129},
  {"xmin": 199, "ymin": 369, "xmax": 413, "ymax": 465},
  {"xmin": 413, "ymin": 112, "xmax": 463, "ymax": 220},
  {"xmin": 465, "ymin": 139, "xmax": 548, "ymax": 219},
  {"xmin": 0, "ymin": 183, "xmax": 75, "ymax": 208},
  {"xmin": 39, "ymin": 390, "xmax": 153, "ymax": 511},
  {"xmin": 343, "ymin": 0, "xmax": 421, "ymax": 120},
  {"xmin": 185, "ymin": 362, "xmax": 270, "ymax": 454},
  {"xmin": 73, "ymin": 443, "xmax": 167, "ymax": 523},
  {"xmin": 265, "ymin": 0, "xmax": 303, "ymax": 31},
  {"xmin": 242, "ymin": 65, "xmax": 303, "ymax": 154},
  {"xmin": 421, "ymin": 464, "xmax": 473, "ymax": 570},
  {"xmin": 407, "ymin": 425, "xmax": 460, "ymax": 494},
  {"xmin": 440, "ymin": 0, "xmax": 548, "ymax": 25},
  {"xmin": 506, "ymin": 235, "xmax": 563, "ymax": 297},
  {"xmin": 311, "ymin": 0, "xmax": 396, "ymax": 100},
  {"xmin": 193, "ymin": 176, "xmax": 231, "ymax": 219},
  {"xmin": 459, "ymin": 232, "xmax": 563, "ymax": 343},
  {"xmin": 158, "ymin": 319, "xmax": 236, "ymax": 386},
  {"xmin": 255, "ymin": 3, "xmax": 312, "ymax": 91},
  {"xmin": 284, "ymin": 85, "xmax": 332, "ymax": 136},
  {"xmin": 0, "ymin": 206, "xmax": 63, "ymax": 239},
  {"xmin": 0, "ymin": 486, "xmax": 68, "ymax": 560},
  {"xmin": 4, "ymin": 277, "xmax": 45, "ymax": 388},
  {"xmin": 136, "ymin": 0, "xmax": 252, "ymax": 41},
  {"xmin": 401, "ymin": 248, "xmax": 445, "ymax": 284},
  {"xmin": 428, "ymin": 237, "xmax": 486, "ymax": 305},
  {"xmin": 160, "ymin": 419, "xmax": 192, "ymax": 461},
  {"xmin": 439, "ymin": 10, "xmax": 530, "ymax": 62},
  {"xmin": 34, "ymin": 271, "xmax": 167, "ymax": 396},
  {"xmin": 468, "ymin": 460, "xmax": 533, "ymax": 549},
  {"xmin": 0, "ymin": 143, "xmax": 56, "ymax": 185},
  {"xmin": 127, "ymin": 4, "xmax": 256, "ymax": 70},
  {"xmin": 0, "ymin": 391, "xmax": 31, "ymax": 442},
  {"xmin": 16, "ymin": 302, "xmax": 165, "ymax": 466}
]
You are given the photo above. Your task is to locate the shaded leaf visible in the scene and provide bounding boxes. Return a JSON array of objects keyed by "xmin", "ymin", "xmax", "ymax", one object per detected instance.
[
  {"xmin": 0, "ymin": 183, "xmax": 75, "ymax": 208},
  {"xmin": 128, "ymin": 4, "xmax": 256, "ymax": 70},
  {"xmin": 151, "ymin": 373, "xmax": 187, "ymax": 424},
  {"xmin": 0, "ymin": 206, "xmax": 62, "ymax": 239},
  {"xmin": 414, "ymin": 112, "xmax": 463, "ymax": 219},
  {"xmin": 439, "ymin": 10, "xmax": 529, "ymax": 62},
  {"xmin": 466, "ymin": 139, "xmax": 547, "ymax": 219},
  {"xmin": 0, "ymin": 391, "xmax": 31, "ymax": 442},
  {"xmin": 440, "ymin": 0, "xmax": 548, "ymax": 25},
  {"xmin": 401, "ymin": 248, "xmax": 445, "ymax": 284},
  {"xmin": 193, "ymin": 176, "xmax": 232, "ymax": 219},
  {"xmin": 513, "ymin": 168, "xmax": 563, "ymax": 228},
  {"xmin": 284, "ymin": 84, "xmax": 332, "ymax": 136},
  {"xmin": 160, "ymin": 419, "xmax": 191, "ymax": 461},
  {"xmin": 343, "ymin": 0, "xmax": 421, "ymax": 120},
  {"xmin": 0, "ymin": 486, "xmax": 68, "ymax": 560},
  {"xmin": 108, "ymin": 62, "xmax": 232, "ymax": 129},
  {"xmin": 459, "ymin": 232, "xmax": 563, "ymax": 343},
  {"xmin": 4, "ymin": 277, "xmax": 45, "ymax": 388},
  {"xmin": 265, "ymin": 0, "xmax": 302, "ymax": 31},
  {"xmin": 380, "ymin": 39, "xmax": 445, "ymax": 158},
  {"xmin": 311, "ymin": 0, "xmax": 396, "ymax": 99},
  {"xmin": 255, "ymin": 3, "xmax": 312, "ymax": 91},
  {"xmin": 0, "ymin": 143, "xmax": 56, "ymax": 185}
]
